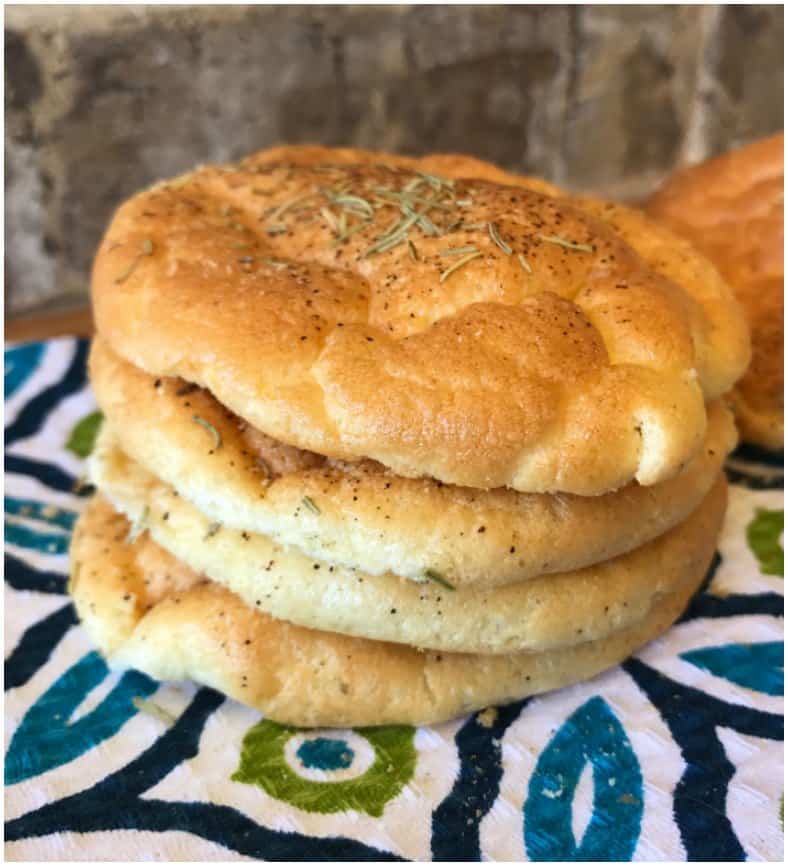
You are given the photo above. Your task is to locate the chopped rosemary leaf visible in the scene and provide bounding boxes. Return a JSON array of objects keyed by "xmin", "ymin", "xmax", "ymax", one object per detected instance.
[
  {"xmin": 203, "ymin": 522, "xmax": 222, "ymax": 540},
  {"xmin": 238, "ymin": 256, "xmax": 255, "ymax": 264},
  {"xmin": 132, "ymin": 697, "xmax": 176, "ymax": 726},
  {"xmin": 114, "ymin": 239, "xmax": 154, "ymax": 284},
  {"xmin": 517, "ymin": 253, "xmax": 533, "ymax": 274},
  {"xmin": 332, "ymin": 194, "xmax": 374, "ymax": 218},
  {"xmin": 424, "ymin": 569, "xmax": 456, "ymax": 591},
  {"xmin": 265, "ymin": 224, "xmax": 288, "ymax": 235},
  {"xmin": 413, "ymin": 210, "xmax": 441, "ymax": 237},
  {"xmin": 362, "ymin": 213, "xmax": 420, "ymax": 257},
  {"xmin": 126, "ymin": 506, "xmax": 149, "ymax": 544},
  {"xmin": 408, "ymin": 239, "xmax": 419, "ymax": 261},
  {"xmin": 302, "ymin": 496, "xmax": 321, "ymax": 515},
  {"xmin": 488, "ymin": 222, "xmax": 512, "ymax": 255},
  {"xmin": 441, "ymin": 244, "xmax": 479, "ymax": 256},
  {"xmin": 537, "ymin": 233, "xmax": 594, "ymax": 253},
  {"xmin": 455, "ymin": 198, "xmax": 473, "ymax": 207},
  {"xmin": 417, "ymin": 170, "xmax": 455, "ymax": 189},
  {"xmin": 267, "ymin": 193, "xmax": 317, "ymax": 223},
  {"xmin": 373, "ymin": 189, "xmax": 453, "ymax": 211},
  {"xmin": 264, "ymin": 257, "xmax": 289, "ymax": 270},
  {"xmin": 439, "ymin": 250, "xmax": 482, "ymax": 283},
  {"xmin": 192, "ymin": 415, "xmax": 222, "ymax": 450},
  {"xmin": 331, "ymin": 219, "xmax": 371, "ymax": 247},
  {"xmin": 320, "ymin": 206, "xmax": 339, "ymax": 232},
  {"xmin": 460, "ymin": 221, "xmax": 487, "ymax": 230}
]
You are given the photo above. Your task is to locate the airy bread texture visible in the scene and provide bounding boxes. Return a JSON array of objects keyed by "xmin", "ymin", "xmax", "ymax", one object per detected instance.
[
  {"xmin": 648, "ymin": 134, "xmax": 783, "ymax": 449},
  {"xmin": 70, "ymin": 495, "xmax": 714, "ymax": 727},
  {"xmin": 88, "ymin": 425, "xmax": 727, "ymax": 655},
  {"xmin": 92, "ymin": 145, "xmax": 749, "ymax": 494},
  {"xmin": 91, "ymin": 338, "xmax": 736, "ymax": 587}
]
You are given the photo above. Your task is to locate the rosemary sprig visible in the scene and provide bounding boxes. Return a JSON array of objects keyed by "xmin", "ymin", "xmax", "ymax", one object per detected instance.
[
  {"xmin": 424, "ymin": 569, "xmax": 456, "ymax": 591},
  {"xmin": 330, "ymin": 194, "xmax": 375, "ymax": 218},
  {"xmin": 439, "ymin": 250, "xmax": 482, "ymax": 283},
  {"xmin": 488, "ymin": 222, "xmax": 512, "ymax": 255},
  {"xmin": 537, "ymin": 233, "xmax": 594, "ymax": 253},
  {"xmin": 362, "ymin": 209, "xmax": 424, "ymax": 257},
  {"xmin": 412, "ymin": 208, "xmax": 441, "ymax": 237},
  {"xmin": 266, "ymin": 193, "xmax": 317, "ymax": 224},
  {"xmin": 417, "ymin": 171, "xmax": 455, "ymax": 190},
  {"xmin": 373, "ymin": 188, "xmax": 453, "ymax": 211},
  {"xmin": 302, "ymin": 496, "xmax": 321, "ymax": 515},
  {"xmin": 441, "ymin": 245, "xmax": 479, "ymax": 256},
  {"xmin": 408, "ymin": 239, "xmax": 419, "ymax": 261},
  {"xmin": 192, "ymin": 415, "xmax": 222, "ymax": 450},
  {"xmin": 114, "ymin": 239, "xmax": 154, "ymax": 284}
]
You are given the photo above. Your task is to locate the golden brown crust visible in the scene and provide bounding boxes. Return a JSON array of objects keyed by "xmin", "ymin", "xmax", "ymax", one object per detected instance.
[
  {"xmin": 70, "ymin": 495, "xmax": 714, "ymax": 727},
  {"xmin": 92, "ymin": 145, "xmax": 748, "ymax": 493},
  {"xmin": 91, "ymin": 338, "xmax": 736, "ymax": 587},
  {"xmin": 648, "ymin": 134, "xmax": 784, "ymax": 449},
  {"xmin": 87, "ymin": 425, "xmax": 727, "ymax": 655}
]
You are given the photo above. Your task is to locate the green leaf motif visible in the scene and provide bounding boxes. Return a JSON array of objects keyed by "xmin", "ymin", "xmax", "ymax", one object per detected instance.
[
  {"xmin": 746, "ymin": 508, "xmax": 784, "ymax": 577},
  {"xmin": 232, "ymin": 719, "xmax": 416, "ymax": 817},
  {"xmin": 66, "ymin": 411, "xmax": 104, "ymax": 458}
]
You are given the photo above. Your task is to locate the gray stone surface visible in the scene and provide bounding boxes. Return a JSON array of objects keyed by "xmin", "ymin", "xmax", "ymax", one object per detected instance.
[{"xmin": 5, "ymin": 4, "xmax": 784, "ymax": 316}]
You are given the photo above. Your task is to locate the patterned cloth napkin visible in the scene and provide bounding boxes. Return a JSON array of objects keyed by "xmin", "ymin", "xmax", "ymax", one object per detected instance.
[{"xmin": 4, "ymin": 337, "xmax": 784, "ymax": 861}]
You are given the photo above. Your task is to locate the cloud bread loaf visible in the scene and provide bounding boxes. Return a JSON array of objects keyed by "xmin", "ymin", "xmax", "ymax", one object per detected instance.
[
  {"xmin": 70, "ymin": 495, "xmax": 717, "ymax": 728},
  {"xmin": 92, "ymin": 145, "xmax": 749, "ymax": 494},
  {"xmin": 88, "ymin": 424, "xmax": 727, "ymax": 655},
  {"xmin": 91, "ymin": 338, "xmax": 736, "ymax": 588},
  {"xmin": 648, "ymin": 134, "xmax": 783, "ymax": 449}
]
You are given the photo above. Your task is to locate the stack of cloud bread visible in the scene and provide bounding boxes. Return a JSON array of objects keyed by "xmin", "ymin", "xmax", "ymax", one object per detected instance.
[
  {"xmin": 69, "ymin": 145, "xmax": 749, "ymax": 728},
  {"xmin": 648, "ymin": 133, "xmax": 784, "ymax": 451}
]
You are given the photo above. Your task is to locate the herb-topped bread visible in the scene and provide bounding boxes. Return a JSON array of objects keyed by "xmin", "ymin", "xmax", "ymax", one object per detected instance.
[
  {"xmin": 92, "ymin": 145, "xmax": 749, "ymax": 494},
  {"xmin": 72, "ymin": 145, "xmax": 745, "ymax": 727}
]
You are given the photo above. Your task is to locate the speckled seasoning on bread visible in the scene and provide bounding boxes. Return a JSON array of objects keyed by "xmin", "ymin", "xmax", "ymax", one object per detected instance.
[
  {"xmin": 71, "ymin": 145, "xmax": 748, "ymax": 726},
  {"xmin": 71, "ymin": 491, "xmax": 724, "ymax": 728},
  {"xmin": 648, "ymin": 134, "xmax": 783, "ymax": 450}
]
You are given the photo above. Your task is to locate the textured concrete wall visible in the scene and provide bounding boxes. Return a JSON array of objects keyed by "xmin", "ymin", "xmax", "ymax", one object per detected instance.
[{"xmin": 5, "ymin": 4, "xmax": 784, "ymax": 316}]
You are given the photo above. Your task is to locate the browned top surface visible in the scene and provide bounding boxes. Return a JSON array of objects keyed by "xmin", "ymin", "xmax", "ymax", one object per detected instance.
[{"xmin": 92, "ymin": 145, "xmax": 748, "ymax": 492}]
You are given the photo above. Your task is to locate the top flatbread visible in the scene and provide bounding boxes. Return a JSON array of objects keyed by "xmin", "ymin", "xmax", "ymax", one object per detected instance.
[{"xmin": 93, "ymin": 145, "xmax": 749, "ymax": 493}]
